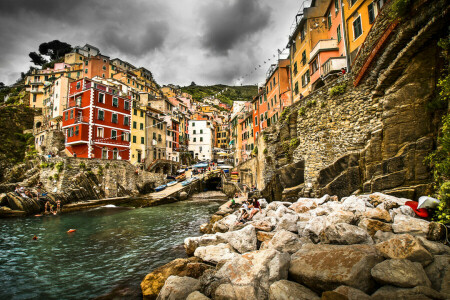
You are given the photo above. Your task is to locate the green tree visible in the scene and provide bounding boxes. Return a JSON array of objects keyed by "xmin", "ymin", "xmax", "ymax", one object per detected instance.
[
  {"xmin": 38, "ymin": 40, "xmax": 72, "ymax": 60},
  {"xmin": 29, "ymin": 52, "xmax": 47, "ymax": 66}
]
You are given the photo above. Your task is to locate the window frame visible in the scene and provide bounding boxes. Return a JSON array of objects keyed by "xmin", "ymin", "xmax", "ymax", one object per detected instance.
[{"xmin": 352, "ymin": 15, "xmax": 363, "ymax": 40}]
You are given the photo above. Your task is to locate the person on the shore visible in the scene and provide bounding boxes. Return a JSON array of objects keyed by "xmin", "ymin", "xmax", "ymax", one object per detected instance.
[
  {"xmin": 248, "ymin": 198, "xmax": 261, "ymax": 219},
  {"xmin": 228, "ymin": 193, "xmax": 238, "ymax": 209},
  {"xmin": 236, "ymin": 200, "xmax": 251, "ymax": 224},
  {"xmin": 36, "ymin": 182, "xmax": 43, "ymax": 200},
  {"xmin": 56, "ymin": 199, "xmax": 61, "ymax": 212}
]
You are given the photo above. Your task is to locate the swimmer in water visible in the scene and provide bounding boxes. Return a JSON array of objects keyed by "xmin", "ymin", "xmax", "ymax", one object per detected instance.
[{"xmin": 32, "ymin": 235, "xmax": 38, "ymax": 240}]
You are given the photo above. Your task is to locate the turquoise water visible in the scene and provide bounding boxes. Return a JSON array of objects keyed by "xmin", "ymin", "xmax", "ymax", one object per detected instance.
[{"xmin": 0, "ymin": 200, "xmax": 221, "ymax": 300}]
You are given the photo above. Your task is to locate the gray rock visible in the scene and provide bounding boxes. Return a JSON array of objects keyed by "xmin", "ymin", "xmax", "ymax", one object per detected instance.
[
  {"xmin": 214, "ymin": 284, "xmax": 257, "ymax": 300},
  {"xmin": 265, "ymin": 230, "xmax": 303, "ymax": 254},
  {"xmin": 392, "ymin": 214, "xmax": 430, "ymax": 236},
  {"xmin": 269, "ymin": 280, "xmax": 319, "ymax": 300},
  {"xmin": 194, "ymin": 243, "xmax": 239, "ymax": 264},
  {"xmin": 302, "ymin": 216, "xmax": 327, "ymax": 243},
  {"xmin": 424, "ymin": 255, "xmax": 450, "ymax": 294},
  {"xmin": 221, "ymin": 225, "xmax": 257, "ymax": 254},
  {"xmin": 322, "ymin": 223, "xmax": 372, "ymax": 245},
  {"xmin": 363, "ymin": 207, "xmax": 392, "ymax": 222},
  {"xmin": 289, "ymin": 198, "xmax": 317, "ymax": 213},
  {"xmin": 185, "ymin": 234, "xmax": 227, "ymax": 256},
  {"xmin": 212, "ymin": 214, "xmax": 238, "ymax": 233},
  {"xmin": 157, "ymin": 276, "xmax": 201, "ymax": 300},
  {"xmin": 326, "ymin": 210, "xmax": 356, "ymax": 225},
  {"xmin": 371, "ymin": 285, "xmax": 445, "ymax": 300},
  {"xmin": 215, "ymin": 249, "xmax": 290, "ymax": 298},
  {"xmin": 321, "ymin": 285, "xmax": 370, "ymax": 300},
  {"xmin": 289, "ymin": 244, "xmax": 383, "ymax": 293},
  {"xmin": 275, "ymin": 213, "xmax": 299, "ymax": 232},
  {"xmin": 341, "ymin": 196, "xmax": 369, "ymax": 215},
  {"xmin": 417, "ymin": 237, "xmax": 450, "ymax": 255},
  {"xmin": 371, "ymin": 259, "xmax": 431, "ymax": 288},
  {"xmin": 375, "ymin": 234, "xmax": 433, "ymax": 266},
  {"xmin": 186, "ymin": 291, "xmax": 210, "ymax": 300},
  {"xmin": 373, "ymin": 230, "xmax": 396, "ymax": 243}
]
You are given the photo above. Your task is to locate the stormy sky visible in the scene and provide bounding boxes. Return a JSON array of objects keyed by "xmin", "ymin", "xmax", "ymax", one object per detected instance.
[{"xmin": 0, "ymin": 0, "xmax": 304, "ymax": 87}]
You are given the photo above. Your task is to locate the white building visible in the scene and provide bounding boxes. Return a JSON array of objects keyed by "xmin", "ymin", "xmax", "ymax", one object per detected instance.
[{"xmin": 188, "ymin": 120, "xmax": 214, "ymax": 161}]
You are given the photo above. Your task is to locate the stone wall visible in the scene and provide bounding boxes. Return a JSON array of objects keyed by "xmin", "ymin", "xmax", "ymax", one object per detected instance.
[{"xmin": 249, "ymin": 0, "xmax": 449, "ymax": 202}]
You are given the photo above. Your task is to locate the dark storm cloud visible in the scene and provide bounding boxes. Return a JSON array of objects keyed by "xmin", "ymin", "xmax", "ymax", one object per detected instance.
[{"xmin": 200, "ymin": 0, "xmax": 271, "ymax": 55}]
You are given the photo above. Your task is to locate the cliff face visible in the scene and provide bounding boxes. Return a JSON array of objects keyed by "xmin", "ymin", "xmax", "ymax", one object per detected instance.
[{"xmin": 239, "ymin": 0, "xmax": 449, "ymax": 202}]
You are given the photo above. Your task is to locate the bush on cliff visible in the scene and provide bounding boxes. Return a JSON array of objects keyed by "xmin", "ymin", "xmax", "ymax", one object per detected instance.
[{"xmin": 328, "ymin": 84, "xmax": 346, "ymax": 96}]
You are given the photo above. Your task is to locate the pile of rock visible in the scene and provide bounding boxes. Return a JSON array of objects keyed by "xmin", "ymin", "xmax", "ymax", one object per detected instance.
[{"xmin": 141, "ymin": 192, "xmax": 450, "ymax": 299}]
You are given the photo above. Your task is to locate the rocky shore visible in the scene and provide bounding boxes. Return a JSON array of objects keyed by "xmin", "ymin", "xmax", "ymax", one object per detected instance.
[{"xmin": 140, "ymin": 192, "xmax": 450, "ymax": 299}]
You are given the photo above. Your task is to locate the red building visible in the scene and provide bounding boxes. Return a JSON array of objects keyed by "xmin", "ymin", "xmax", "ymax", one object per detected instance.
[{"xmin": 62, "ymin": 78, "xmax": 131, "ymax": 160}]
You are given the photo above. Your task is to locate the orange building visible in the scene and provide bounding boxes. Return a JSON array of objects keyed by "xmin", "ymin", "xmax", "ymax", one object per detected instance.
[
  {"xmin": 82, "ymin": 55, "xmax": 110, "ymax": 79},
  {"xmin": 264, "ymin": 59, "xmax": 291, "ymax": 126}
]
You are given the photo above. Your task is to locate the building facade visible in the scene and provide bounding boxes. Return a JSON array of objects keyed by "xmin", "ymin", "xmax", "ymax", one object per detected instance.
[{"xmin": 188, "ymin": 120, "xmax": 214, "ymax": 161}]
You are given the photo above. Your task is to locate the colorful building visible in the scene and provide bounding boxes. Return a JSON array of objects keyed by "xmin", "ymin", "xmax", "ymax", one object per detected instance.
[
  {"xmin": 145, "ymin": 107, "xmax": 167, "ymax": 168},
  {"xmin": 344, "ymin": 0, "xmax": 386, "ymax": 63},
  {"xmin": 264, "ymin": 58, "xmax": 291, "ymax": 127},
  {"xmin": 130, "ymin": 105, "xmax": 147, "ymax": 165},
  {"xmin": 62, "ymin": 78, "xmax": 131, "ymax": 160}
]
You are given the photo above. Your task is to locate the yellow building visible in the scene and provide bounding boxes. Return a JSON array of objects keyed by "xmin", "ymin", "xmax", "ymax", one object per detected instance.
[
  {"xmin": 161, "ymin": 85, "xmax": 180, "ymax": 98},
  {"xmin": 64, "ymin": 52, "xmax": 85, "ymax": 65},
  {"xmin": 130, "ymin": 105, "xmax": 147, "ymax": 165},
  {"xmin": 344, "ymin": 0, "xmax": 385, "ymax": 63},
  {"xmin": 288, "ymin": 4, "xmax": 328, "ymax": 103}
]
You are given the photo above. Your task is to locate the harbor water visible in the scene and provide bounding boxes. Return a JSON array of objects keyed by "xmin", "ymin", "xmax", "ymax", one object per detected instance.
[{"xmin": 0, "ymin": 199, "xmax": 221, "ymax": 299}]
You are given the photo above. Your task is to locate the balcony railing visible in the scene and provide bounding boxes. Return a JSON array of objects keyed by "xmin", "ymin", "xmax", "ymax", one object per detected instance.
[
  {"xmin": 309, "ymin": 39, "xmax": 339, "ymax": 61},
  {"xmin": 322, "ymin": 57, "xmax": 347, "ymax": 76}
]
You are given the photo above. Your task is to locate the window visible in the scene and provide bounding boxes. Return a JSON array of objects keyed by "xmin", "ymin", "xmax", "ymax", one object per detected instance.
[
  {"xmin": 97, "ymin": 127, "xmax": 104, "ymax": 138},
  {"xmin": 98, "ymin": 110, "xmax": 104, "ymax": 120},
  {"xmin": 200, "ymin": 129, "xmax": 203, "ymax": 134},
  {"xmin": 124, "ymin": 101, "xmax": 130, "ymax": 110},
  {"xmin": 294, "ymin": 82, "xmax": 299, "ymax": 95},
  {"xmin": 337, "ymin": 25, "xmax": 342, "ymax": 42},
  {"xmin": 301, "ymin": 70, "xmax": 310, "ymax": 87},
  {"xmin": 65, "ymin": 111, "xmax": 68, "ymax": 121},
  {"xmin": 123, "ymin": 132, "xmax": 130, "ymax": 142},
  {"xmin": 193, "ymin": 130, "xmax": 196, "ymax": 134},
  {"xmin": 112, "ymin": 113, "xmax": 118, "ymax": 123},
  {"xmin": 368, "ymin": 3, "xmax": 376, "ymax": 24},
  {"xmin": 353, "ymin": 16, "xmax": 363, "ymax": 40},
  {"xmin": 70, "ymin": 110, "xmax": 74, "ymax": 119},
  {"xmin": 76, "ymin": 82, "xmax": 81, "ymax": 89},
  {"xmin": 260, "ymin": 113, "xmax": 264, "ymax": 122},
  {"xmin": 200, "ymin": 137, "xmax": 203, "ymax": 142},
  {"xmin": 274, "ymin": 95, "xmax": 277, "ymax": 103},
  {"xmin": 113, "ymin": 148, "xmax": 118, "ymax": 160},
  {"xmin": 133, "ymin": 121, "xmax": 137, "ymax": 129},
  {"xmin": 140, "ymin": 111, "xmax": 144, "ymax": 117},
  {"xmin": 98, "ymin": 93, "xmax": 104, "ymax": 103},
  {"xmin": 102, "ymin": 66, "xmax": 106, "ymax": 70},
  {"xmin": 193, "ymin": 137, "xmax": 196, "ymax": 142},
  {"xmin": 335, "ymin": 0, "xmax": 339, "ymax": 13},
  {"xmin": 140, "ymin": 123, "xmax": 143, "ymax": 130},
  {"xmin": 192, "ymin": 122, "xmax": 195, "ymax": 126},
  {"xmin": 327, "ymin": 12, "xmax": 332, "ymax": 29},
  {"xmin": 75, "ymin": 126, "xmax": 79, "ymax": 136},
  {"xmin": 300, "ymin": 26, "xmax": 306, "ymax": 41},
  {"xmin": 255, "ymin": 116, "xmax": 258, "ymax": 126},
  {"xmin": 301, "ymin": 51, "xmax": 306, "ymax": 65},
  {"xmin": 133, "ymin": 109, "xmax": 137, "ymax": 115},
  {"xmin": 153, "ymin": 133, "xmax": 156, "ymax": 140},
  {"xmin": 124, "ymin": 116, "xmax": 129, "ymax": 126},
  {"xmin": 132, "ymin": 135, "xmax": 136, "ymax": 143},
  {"xmin": 85, "ymin": 69, "xmax": 88, "ymax": 74},
  {"xmin": 141, "ymin": 137, "xmax": 145, "ymax": 144},
  {"xmin": 111, "ymin": 130, "xmax": 117, "ymax": 140},
  {"xmin": 311, "ymin": 59, "xmax": 319, "ymax": 74},
  {"xmin": 158, "ymin": 134, "xmax": 162, "ymax": 141},
  {"xmin": 112, "ymin": 97, "xmax": 119, "ymax": 107},
  {"xmin": 293, "ymin": 62, "xmax": 298, "ymax": 75},
  {"xmin": 273, "ymin": 77, "xmax": 276, "ymax": 86},
  {"xmin": 102, "ymin": 148, "xmax": 108, "ymax": 159}
]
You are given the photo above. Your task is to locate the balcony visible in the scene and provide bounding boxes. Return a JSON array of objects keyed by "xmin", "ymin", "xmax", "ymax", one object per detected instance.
[
  {"xmin": 322, "ymin": 57, "xmax": 347, "ymax": 76},
  {"xmin": 309, "ymin": 39, "xmax": 339, "ymax": 62},
  {"xmin": 30, "ymin": 80, "xmax": 44, "ymax": 85}
]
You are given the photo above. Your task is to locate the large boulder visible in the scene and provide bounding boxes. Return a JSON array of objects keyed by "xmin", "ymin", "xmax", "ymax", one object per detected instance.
[
  {"xmin": 363, "ymin": 207, "xmax": 392, "ymax": 222},
  {"xmin": 375, "ymin": 234, "xmax": 433, "ymax": 265},
  {"xmin": 194, "ymin": 243, "xmax": 239, "ymax": 264},
  {"xmin": 321, "ymin": 285, "xmax": 371, "ymax": 300},
  {"xmin": 424, "ymin": 255, "xmax": 450, "ymax": 295},
  {"xmin": 371, "ymin": 259, "xmax": 431, "ymax": 288},
  {"xmin": 214, "ymin": 284, "xmax": 257, "ymax": 300},
  {"xmin": 156, "ymin": 276, "xmax": 201, "ymax": 300},
  {"xmin": 221, "ymin": 225, "xmax": 257, "ymax": 253},
  {"xmin": 322, "ymin": 223, "xmax": 372, "ymax": 245},
  {"xmin": 275, "ymin": 213, "xmax": 299, "ymax": 232},
  {"xmin": 341, "ymin": 196, "xmax": 369, "ymax": 215},
  {"xmin": 251, "ymin": 217, "xmax": 276, "ymax": 232},
  {"xmin": 301, "ymin": 216, "xmax": 327, "ymax": 242},
  {"xmin": 264, "ymin": 230, "xmax": 303, "ymax": 254},
  {"xmin": 371, "ymin": 285, "xmax": 445, "ymax": 300},
  {"xmin": 326, "ymin": 210, "xmax": 356, "ymax": 225},
  {"xmin": 289, "ymin": 198, "xmax": 317, "ymax": 213},
  {"xmin": 358, "ymin": 218, "xmax": 392, "ymax": 236},
  {"xmin": 257, "ymin": 231, "xmax": 275, "ymax": 243},
  {"xmin": 417, "ymin": 237, "xmax": 450, "ymax": 255},
  {"xmin": 186, "ymin": 291, "xmax": 210, "ymax": 300},
  {"xmin": 268, "ymin": 280, "xmax": 319, "ymax": 300},
  {"xmin": 214, "ymin": 249, "xmax": 290, "ymax": 299},
  {"xmin": 185, "ymin": 234, "xmax": 227, "ymax": 256},
  {"xmin": 289, "ymin": 244, "xmax": 383, "ymax": 293},
  {"xmin": 392, "ymin": 214, "xmax": 430, "ymax": 235},
  {"xmin": 141, "ymin": 257, "xmax": 211, "ymax": 300},
  {"xmin": 213, "ymin": 213, "xmax": 238, "ymax": 233}
]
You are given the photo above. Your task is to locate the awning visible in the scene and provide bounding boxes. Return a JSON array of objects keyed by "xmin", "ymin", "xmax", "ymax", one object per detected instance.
[{"xmin": 193, "ymin": 163, "xmax": 208, "ymax": 168}]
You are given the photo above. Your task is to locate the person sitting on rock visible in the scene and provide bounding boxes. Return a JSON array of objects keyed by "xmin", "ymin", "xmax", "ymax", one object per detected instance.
[
  {"xmin": 248, "ymin": 198, "xmax": 261, "ymax": 219},
  {"xmin": 236, "ymin": 201, "xmax": 251, "ymax": 224}
]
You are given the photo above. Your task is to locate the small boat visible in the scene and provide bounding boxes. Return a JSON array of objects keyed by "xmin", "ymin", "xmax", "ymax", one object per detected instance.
[
  {"xmin": 167, "ymin": 181, "xmax": 178, "ymax": 187},
  {"xmin": 155, "ymin": 185, "xmax": 167, "ymax": 192},
  {"xmin": 181, "ymin": 179, "xmax": 192, "ymax": 186},
  {"xmin": 67, "ymin": 229, "xmax": 76, "ymax": 233},
  {"xmin": 176, "ymin": 174, "xmax": 186, "ymax": 182},
  {"xmin": 231, "ymin": 171, "xmax": 239, "ymax": 175}
]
